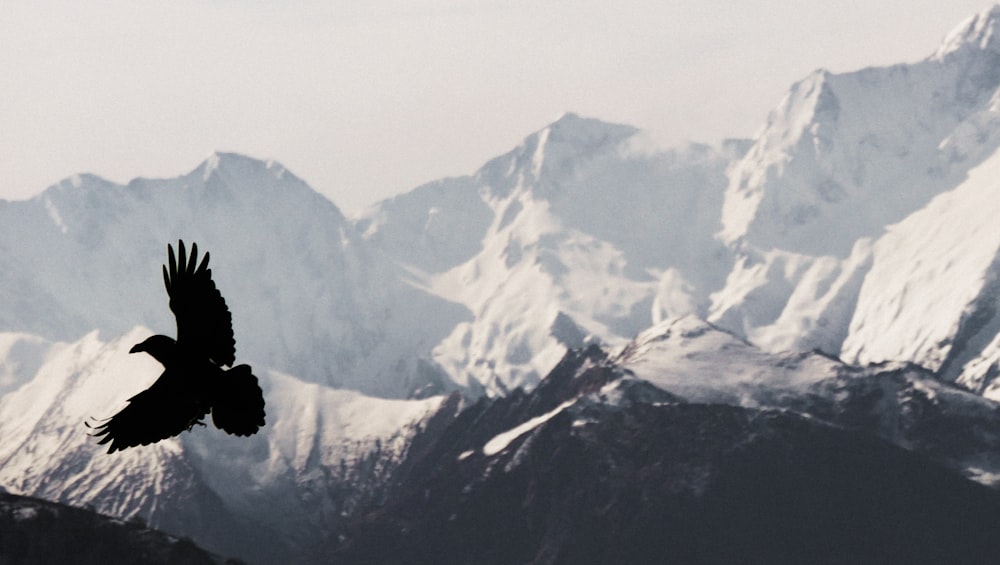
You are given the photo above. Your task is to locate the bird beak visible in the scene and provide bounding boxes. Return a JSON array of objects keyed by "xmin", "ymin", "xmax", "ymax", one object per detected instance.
[{"xmin": 129, "ymin": 344, "xmax": 143, "ymax": 354}]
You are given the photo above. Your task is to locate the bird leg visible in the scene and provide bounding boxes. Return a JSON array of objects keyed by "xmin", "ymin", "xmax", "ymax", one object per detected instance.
[{"xmin": 186, "ymin": 417, "xmax": 207, "ymax": 431}]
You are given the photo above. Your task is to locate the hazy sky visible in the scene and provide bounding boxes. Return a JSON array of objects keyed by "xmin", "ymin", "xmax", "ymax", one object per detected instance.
[{"xmin": 1, "ymin": 1, "xmax": 993, "ymax": 213}]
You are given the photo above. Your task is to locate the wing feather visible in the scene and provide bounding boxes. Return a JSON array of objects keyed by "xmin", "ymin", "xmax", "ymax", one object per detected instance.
[
  {"xmin": 89, "ymin": 370, "xmax": 209, "ymax": 453},
  {"xmin": 163, "ymin": 240, "xmax": 236, "ymax": 366}
]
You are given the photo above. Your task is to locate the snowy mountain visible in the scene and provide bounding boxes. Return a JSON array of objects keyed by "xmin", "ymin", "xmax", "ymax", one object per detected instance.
[
  {"xmin": 705, "ymin": 4, "xmax": 1000, "ymax": 396},
  {"xmin": 323, "ymin": 322, "xmax": 1000, "ymax": 563},
  {"xmin": 0, "ymin": 153, "xmax": 463, "ymax": 397},
  {"xmin": 355, "ymin": 5, "xmax": 1000, "ymax": 397},
  {"xmin": 359, "ymin": 113, "xmax": 740, "ymax": 394},
  {"xmin": 4, "ymin": 5, "xmax": 1000, "ymax": 563},
  {"xmin": 0, "ymin": 153, "xmax": 467, "ymax": 560},
  {"xmin": 617, "ymin": 316, "xmax": 1000, "ymax": 487},
  {"xmin": 720, "ymin": 5, "xmax": 1000, "ymax": 257},
  {"xmin": 0, "ymin": 328, "xmax": 447, "ymax": 562}
]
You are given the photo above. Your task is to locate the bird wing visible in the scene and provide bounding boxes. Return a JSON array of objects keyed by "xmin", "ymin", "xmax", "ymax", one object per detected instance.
[
  {"xmin": 88, "ymin": 370, "xmax": 210, "ymax": 453},
  {"xmin": 162, "ymin": 240, "xmax": 236, "ymax": 367}
]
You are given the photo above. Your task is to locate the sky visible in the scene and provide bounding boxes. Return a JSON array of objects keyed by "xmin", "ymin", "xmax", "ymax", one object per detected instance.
[{"xmin": 1, "ymin": 1, "xmax": 994, "ymax": 214}]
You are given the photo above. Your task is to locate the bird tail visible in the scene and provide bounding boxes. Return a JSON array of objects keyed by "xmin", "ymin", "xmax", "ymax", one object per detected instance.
[{"xmin": 212, "ymin": 364, "xmax": 266, "ymax": 436}]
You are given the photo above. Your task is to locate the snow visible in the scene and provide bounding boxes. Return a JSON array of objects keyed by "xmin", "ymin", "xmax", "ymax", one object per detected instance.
[
  {"xmin": 363, "ymin": 114, "xmax": 735, "ymax": 395},
  {"xmin": 21, "ymin": 43, "xmax": 1000, "ymax": 398},
  {"xmin": 43, "ymin": 196, "xmax": 67, "ymax": 234},
  {"xmin": 842, "ymin": 144, "xmax": 1000, "ymax": 376},
  {"xmin": 1, "ymin": 8, "xmax": 999, "ymax": 405},
  {"xmin": 718, "ymin": 4, "xmax": 1000, "ymax": 261},
  {"xmin": 483, "ymin": 399, "xmax": 575, "ymax": 456},
  {"xmin": 2, "ymin": 7, "xmax": 1000, "ymax": 558},
  {"xmin": 618, "ymin": 316, "xmax": 840, "ymax": 405},
  {"xmin": 0, "ymin": 328, "xmax": 193, "ymax": 521},
  {"xmin": 0, "ymin": 327, "xmax": 446, "ymax": 545},
  {"xmin": 933, "ymin": 5, "xmax": 1000, "ymax": 60},
  {"xmin": 13, "ymin": 506, "xmax": 38, "ymax": 521},
  {"xmin": 966, "ymin": 466, "xmax": 1000, "ymax": 488},
  {"xmin": 708, "ymin": 239, "xmax": 874, "ymax": 355},
  {"xmin": 0, "ymin": 152, "xmax": 466, "ymax": 398},
  {"xmin": 699, "ymin": 7, "xmax": 1000, "ymax": 386},
  {"xmin": 0, "ymin": 9, "xmax": 999, "ymax": 404},
  {"xmin": 4, "ymin": 7, "xmax": 1000, "ymax": 558}
]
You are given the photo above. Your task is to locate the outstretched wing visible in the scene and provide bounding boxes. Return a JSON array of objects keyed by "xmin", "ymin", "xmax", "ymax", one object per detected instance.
[
  {"xmin": 88, "ymin": 371, "xmax": 210, "ymax": 453},
  {"xmin": 162, "ymin": 240, "xmax": 236, "ymax": 367}
]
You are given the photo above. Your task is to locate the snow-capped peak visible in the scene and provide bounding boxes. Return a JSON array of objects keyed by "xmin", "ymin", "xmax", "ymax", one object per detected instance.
[
  {"xmin": 934, "ymin": 4, "xmax": 1000, "ymax": 60},
  {"xmin": 193, "ymin": 151, "xmax": 308, "ymax": 194},
  {"xmin": 474, "ymin": 113, "xmax": 641, "ymax": 199},
  {"xmin": 542, "ymin": 112, "xmax": 639, "ymax": 149}
]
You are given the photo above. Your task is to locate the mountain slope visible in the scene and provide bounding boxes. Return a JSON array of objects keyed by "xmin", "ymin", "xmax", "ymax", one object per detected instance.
[
  {"xmin": 323, "ymin": 330, "xmax": 1000, "ymax": 564},
  {"xmin": 356, "ymin": 5, "xmax": 1000, "ymax": 395},
  {"xmin": 719, "ymin": 6, "xmax": 1000, "ymax": 257},
  {"xmin": 705, "ymin": 5, "xmax": 1000, "ymax": 386},
  {"xmin": 617, "ymin": 316, "xmax": 1000, "ymax": 486},
  {"xmin": 333, "ymin": 404, "xmax": 1000, "ymax": 565},
  {"xmin": 360, "ymin": 113, "xmax": 739, "ymax": 394},
  {"xmin": 841, "ymin": 147, "xmax": 1000, "ymax": 381},
  {"xmin": 0, "ymin": 153, "xmax": 465, "ymax": 397},
  {"xmin": 6, "ymin": 7, "xmax": 1000, "ymax": 563},
  {"xmin": 0, "ymin": 491, "xmax": 226, "ymax": 565},
  {"xmin": 0, "ymin": 328, "xmax": 448, "ymax": 562}
]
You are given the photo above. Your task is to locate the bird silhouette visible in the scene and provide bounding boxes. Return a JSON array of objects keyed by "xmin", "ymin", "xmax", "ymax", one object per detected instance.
[{"xmin": 89, "ymin": 240, "xmax": 265, "ymax": 453}]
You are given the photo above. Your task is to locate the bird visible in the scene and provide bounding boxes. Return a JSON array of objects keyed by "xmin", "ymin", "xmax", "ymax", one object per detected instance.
[{"xmin": 89, "ymin": 240, "xmax": 265, "ymax": 453}]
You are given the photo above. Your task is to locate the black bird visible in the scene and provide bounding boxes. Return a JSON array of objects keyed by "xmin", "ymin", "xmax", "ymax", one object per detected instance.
[{"xmin": 90, "ymin": 240, "xmax": 265, "ymax": 453}]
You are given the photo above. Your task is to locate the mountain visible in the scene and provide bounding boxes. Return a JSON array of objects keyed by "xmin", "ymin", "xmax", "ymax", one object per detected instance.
[
  {"xmin": 719, "ymin": 5, "xmax": 1000, "ymax": 257},
  {"xmin": 333, "ymin": 403, "xmax": 1000, "ymax": 565},
  {"xmin": 841, "ymin": 148, "xmax": 1000, "ymax": 387},
  {"xmin": 353, "ymin": 5, "xmax": 1000, "ymax": 397},
  {"xmin": 0, "ymin": 153, "xmax": 466, "ymax": 398},
  {"xmin": 359, "ymin": 112, "xmax": 741, "ymax": 394},
  {"xmin": 0, "ymin": 329, "xmax": 448, "ymax": 562},
  {"xmin": 0, "ymin": 151, "xmax": 474, "ymax": 561},
  {"xmin": 0, "ymin": 491, "xmax": 226, "ymax": 564},
  {"xmin": 321, "ymin": 324, "xmax": 1000, "ymax": 564},
  {"xmin": 704, "ymin": 4, "xmax": 1000, "ymax": 394},
  {"xmin": 5, "ymin": 6, "xmax": 1000, "ymax": 564},
  {"xmin": 617, "ymin": 316, "xmax": 1000, "ymax": 487}
]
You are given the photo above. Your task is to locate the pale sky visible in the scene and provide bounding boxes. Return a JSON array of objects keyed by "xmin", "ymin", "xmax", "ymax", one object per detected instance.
[{"xmin": 1, "ymin": 1, "xmax": 994, "ymax": 214}]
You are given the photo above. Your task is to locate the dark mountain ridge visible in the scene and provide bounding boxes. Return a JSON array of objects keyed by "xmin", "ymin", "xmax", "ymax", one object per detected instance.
[
  {"xmin": 0, "ymin": 490, "xmax": 229, "ymax": 565},
  {"xmin": 316, "ymin": 345, "xmax": 1000, "ymax": 564}
]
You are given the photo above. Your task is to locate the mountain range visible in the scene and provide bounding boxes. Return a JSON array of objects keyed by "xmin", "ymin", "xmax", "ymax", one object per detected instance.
[{"xmin": 5, "ymin": 5, "xmax": 1000, "ymax": 563}]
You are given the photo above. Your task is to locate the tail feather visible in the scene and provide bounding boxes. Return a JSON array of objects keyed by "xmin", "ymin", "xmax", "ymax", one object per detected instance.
[{"xmin": 212, "ymin": 364, "xmax": 266, "ymax": 436}]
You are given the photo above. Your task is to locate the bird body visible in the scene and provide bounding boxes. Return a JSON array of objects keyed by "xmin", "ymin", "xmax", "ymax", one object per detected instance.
[{"xmin": 91, "ymin": 241, "xmax": 265, "ymax": 453}]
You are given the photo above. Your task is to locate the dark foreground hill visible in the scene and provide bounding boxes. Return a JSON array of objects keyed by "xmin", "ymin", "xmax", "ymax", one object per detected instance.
[{"xmin": 0, "ymin": 491, "xmax": 229, "ymax": 565}]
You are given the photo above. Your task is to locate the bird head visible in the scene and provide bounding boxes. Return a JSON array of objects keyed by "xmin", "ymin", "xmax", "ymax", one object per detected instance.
[{"xmin": 129, "ymin": 334, "xmax": 178, "ymax": 366}]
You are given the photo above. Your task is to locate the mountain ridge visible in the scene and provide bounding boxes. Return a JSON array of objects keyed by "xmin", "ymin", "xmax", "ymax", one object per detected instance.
[{"xmin": 6, "ymin": 6, "xmax": 1000, "ymax": 563}]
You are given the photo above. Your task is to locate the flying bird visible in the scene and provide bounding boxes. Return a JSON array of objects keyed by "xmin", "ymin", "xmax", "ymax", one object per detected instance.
[{"xmin": 90, "ymin": 240, "xmax": 265, "ymax": 453}]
